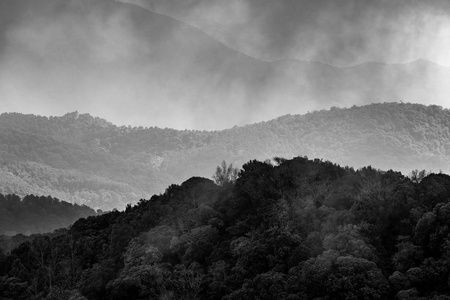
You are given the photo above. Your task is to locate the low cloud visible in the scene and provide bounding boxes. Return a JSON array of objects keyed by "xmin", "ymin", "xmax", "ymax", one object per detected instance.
[
  {"xmin": 1, "ymin": 0, "xmax": 450, "ymax": 130},
  {"xmin": 132, "ymin": 0, "xmax": 450, "ymax": 66}
]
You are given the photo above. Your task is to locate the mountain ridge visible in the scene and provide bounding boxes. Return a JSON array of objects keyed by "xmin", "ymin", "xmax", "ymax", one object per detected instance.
[
  {"xmin": 1, "ymin": 102, "xmax": 449, "ymax": 210},
  {"xmin": 116, "ymin": 0, "xmax": 267, "ymax": 63}
]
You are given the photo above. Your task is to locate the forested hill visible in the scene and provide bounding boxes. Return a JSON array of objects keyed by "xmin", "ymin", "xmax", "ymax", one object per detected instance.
[
  {"xmin": 225, "ymin": 102, "xmax": 450, "ymax": 174},
  {"xmin": 2, "ymin": 156, "xmax": 450, "ymax": 299},
  {"xmin": 172, "ymin": 102, "xmax": 450, "ymax": 181},
  {"xmin": 0, "ymin": 194, "xmax": 96, "ymax": 236},
  {"xmin": 0, "ymin": 102, "xmax": 449, "ymax": 210}
]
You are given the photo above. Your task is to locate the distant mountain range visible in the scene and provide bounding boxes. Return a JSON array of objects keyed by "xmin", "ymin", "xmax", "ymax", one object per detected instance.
[
  {"xmin": 1, "ymin": 0, "xmax": 449, "ymax": 129},
  {"xmin": 0, "ymin": 102, "xmax": 449, "ymax": 210}
]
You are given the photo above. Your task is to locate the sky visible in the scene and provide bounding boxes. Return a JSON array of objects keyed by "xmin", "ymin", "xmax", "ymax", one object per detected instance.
[{"xmin": 0, "ymin": 0, "xmax": 450, "ymax": 130}]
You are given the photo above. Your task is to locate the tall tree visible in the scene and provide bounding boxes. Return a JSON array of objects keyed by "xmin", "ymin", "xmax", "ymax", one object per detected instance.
[{"xmin": 212, "ymin": 161, "xmax": 239, "ymax": 186}]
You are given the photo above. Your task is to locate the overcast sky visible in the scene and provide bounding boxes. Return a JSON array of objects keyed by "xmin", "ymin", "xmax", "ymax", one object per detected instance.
[{"xmin": 1, "ymin": 0, "xmax": 450, "ymax": 130}]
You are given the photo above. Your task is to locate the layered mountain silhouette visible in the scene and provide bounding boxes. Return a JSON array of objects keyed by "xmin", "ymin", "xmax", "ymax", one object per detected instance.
[
  {"xmin": 0, "ymin": 103, "xmax": 449, "ymax": 210},
  {"xmin": 0, "ymin": 0, "xmax": 449, "ymax": 129}
]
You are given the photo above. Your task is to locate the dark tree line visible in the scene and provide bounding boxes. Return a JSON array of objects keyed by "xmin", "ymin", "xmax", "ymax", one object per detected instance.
[
  {"xmin": 0, "ymin": 194, "xmax": 96, "ymax": 236},
  {"xmin": 1, "ymin": 156, "xmax": 450, "ymax": 299}
]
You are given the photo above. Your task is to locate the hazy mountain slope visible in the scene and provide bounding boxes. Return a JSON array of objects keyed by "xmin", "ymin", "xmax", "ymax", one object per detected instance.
[
  {"xmin": 0, "ymin": 103, "xmax": 449, "ymax": 211},
  {"xmin": 0, "ymin": 113, "xmax": 169, "ymax": 210},
  {"xmin": 123, "ymin": 0, "xmax": 450, "ymax": 66},
  {"xmin": 1, "ymin": 0, "xmax": 450, "ymax": 130},
  {"xmin": 0, "ymin": 0, "xmax": 304, "ymax": 129},
  {"xmin": 168, "ymin": 102, "xmax": 450, "ymax": 177},
  {"xmin": 0, "ymin": 161, "xmax": 148, "ymax": 209}
]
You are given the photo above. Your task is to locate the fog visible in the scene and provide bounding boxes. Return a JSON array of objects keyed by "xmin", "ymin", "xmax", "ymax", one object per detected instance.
[
  {"xmin": 131, "ymin": 0, "xmax": 450, "ymax": 66},
  {"xmin": 1, "ymin": 0, "xmax": 450, "ymax": 130}
]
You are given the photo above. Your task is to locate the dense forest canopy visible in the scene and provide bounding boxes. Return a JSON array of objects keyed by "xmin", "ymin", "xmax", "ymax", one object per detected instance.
[
  {"xmin": 0, "ymin": 102, "xmax": 449, "ymax": 210},
  {"xmin": 1, "ymin": 156, "xmax": 450, "ymax": 299}
]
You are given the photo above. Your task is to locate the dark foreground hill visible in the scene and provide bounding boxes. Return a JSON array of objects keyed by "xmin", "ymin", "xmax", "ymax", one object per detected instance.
[
  {"xmin": 0, "ymin": 102, "xmax": 449, "ymax": 210},
  {"xmin": 1, "ymin": 156, "xmax": 450, "ymax": 299}
]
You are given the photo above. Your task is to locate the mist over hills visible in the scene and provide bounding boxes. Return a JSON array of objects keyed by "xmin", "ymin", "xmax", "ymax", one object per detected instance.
[
  {"xmin": 1, "ymin": 0, "xmax": 450, "ymax": 211},
  {"xmin": 125, "ymin": 0, "xmax": 450, "ymax": 66},
  {"xmin": 1, "ymin": 0, "xmax": 450, "ymax": 130},
  {"xmin": 0, "ymin": 102, "xmax": 449, "ymax": 210},
  {"xmin": 2, "ymin": 1, "xmax": 450, "ymax": 298}
]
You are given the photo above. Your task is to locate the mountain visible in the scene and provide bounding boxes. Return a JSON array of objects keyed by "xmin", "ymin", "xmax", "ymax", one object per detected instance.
[
  {"xmin": 1, "ymin": 0, "xmax": 450, "ymax": 130},
  {"xmin": 0, "ymin": 0, "xmax": 303, "ymax": 130},
  {"xmin": 124, "ymin": 0, "xmax": 450, "ymax": 66},
  {"xmin": 2, "ymin": 156, "xmax": 450, "ymax": 299},
  {"xmin": 163, "ymin": 102, "xmax": 450, "ymax": 180},
  {"xmin": 0, "ymin": 112, "xmax": 171, "ymax": 210},
  {"xmin": 0, "ymin": 102, "xmax": 449, "ymax": 210}
]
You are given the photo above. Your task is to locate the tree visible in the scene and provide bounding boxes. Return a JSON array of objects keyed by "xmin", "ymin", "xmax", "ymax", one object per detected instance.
[
  {"xmin": 212, "ymin": 161, "xmax": 239, "ymax": 186},
  {"xmin": 410, "ymin": 169, "xmax": 429, "ymax": 184}
]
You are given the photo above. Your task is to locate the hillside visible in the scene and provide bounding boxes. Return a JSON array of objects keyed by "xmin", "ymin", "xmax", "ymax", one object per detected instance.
[
  {"xmin": 0, "ymin": 112, "xmax": 171, "ymax": 210},
  {"xmin": 201, "ymin": 102, "xmax": 450, "ymax": 175},
  {"xmin": 96, "ymin": 101, "xmax": 450, "ymax": 179},
  {"xmin": 0, "ymin": 194, "xmax": 97, "ymax": 236},
  {"xmin": 0, "ymin": 102, "xmax": 449, "ymax": 210},
  {"xmin": 2, "ymin": 156, "xmax": 450, "ymax": 299},
  {"xmin": 1, "ymin": 0, "xmax": 450, "ymax": 129}
]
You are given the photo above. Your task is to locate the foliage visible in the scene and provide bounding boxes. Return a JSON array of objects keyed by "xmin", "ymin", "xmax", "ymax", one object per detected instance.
[
  {"xmin": 1, "ymin": 156, "xmax": 450, "ymax": 298},
  {"xmin": 1, "ymin": 103, "xmax": 450, "ymax": 210},
  {"xmin": 212, "ymin": 161, "xmax": 239, "ymax": 186}
]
